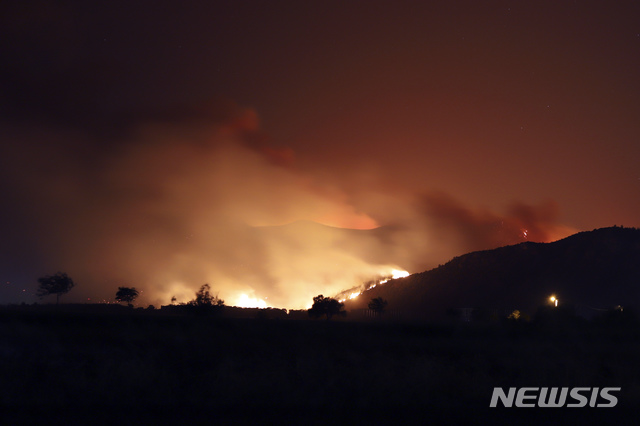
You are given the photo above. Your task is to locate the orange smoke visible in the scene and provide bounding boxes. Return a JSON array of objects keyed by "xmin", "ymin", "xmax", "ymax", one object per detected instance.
[{"xmin": 0, "ymin": 106, "xmax": 578, "ymax": 309}]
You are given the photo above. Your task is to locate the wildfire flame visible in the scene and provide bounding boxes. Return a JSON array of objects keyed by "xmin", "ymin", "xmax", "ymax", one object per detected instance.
[
  {"xmin": 235, "ymin": 293, "xmax": 268, "ymax": 308},
  {"xmin": 380, "ymin": 269, "xmax": 410, "ymax": 284},
  {"xmin": 391, "ymin": 269, "xmax": 410, "ymax": 279},
  {"xmin": 337, "ymin": 268, "xmax": 410, "ymax": 302}
]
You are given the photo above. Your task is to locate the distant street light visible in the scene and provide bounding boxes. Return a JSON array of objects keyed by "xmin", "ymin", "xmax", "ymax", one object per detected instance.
[{"xmin": 550, "ymin": 296, "xmax": 558, "ymax": 307}]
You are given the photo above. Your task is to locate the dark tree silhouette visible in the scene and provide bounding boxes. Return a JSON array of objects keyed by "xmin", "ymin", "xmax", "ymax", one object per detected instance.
[
  {"xmin": 188, "ymin": 284, "xmax": 224, "ymax": 314},
  {"xmin": 308, "ymin": 295, "xmax": 346, "ymax": 320},
  {"xmin": 115, "ymin": 287, "xmax": 139, "ymax": 307},
  {"xmin": 368, "ymin": 297, "xmax": 388, "ymax": 315},
  {"xmin": 37, "ymin": 272, "xmax": 75, "ymax": 304}
]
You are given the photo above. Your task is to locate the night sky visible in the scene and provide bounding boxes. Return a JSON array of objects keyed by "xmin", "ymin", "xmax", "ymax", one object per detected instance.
[{"xmin": 1, "ymin": 1, "xmax": 639, "ymax": 308}]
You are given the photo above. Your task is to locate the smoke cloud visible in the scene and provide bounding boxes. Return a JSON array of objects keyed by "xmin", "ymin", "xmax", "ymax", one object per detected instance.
[{"xmin": 0, "ymin": 107, "xmax": 576, "ymax": 309}]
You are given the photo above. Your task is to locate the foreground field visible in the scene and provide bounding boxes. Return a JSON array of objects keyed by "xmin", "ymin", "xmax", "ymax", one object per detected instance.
[{"xmin": 0, "ymin": 309, "xmax": 638, "ymax": 425}]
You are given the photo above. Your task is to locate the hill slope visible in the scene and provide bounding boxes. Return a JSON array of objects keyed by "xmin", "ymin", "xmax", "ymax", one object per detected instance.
[{"xmin": 345, "ymin": 226, "xmax": 640, "ymax": 320}]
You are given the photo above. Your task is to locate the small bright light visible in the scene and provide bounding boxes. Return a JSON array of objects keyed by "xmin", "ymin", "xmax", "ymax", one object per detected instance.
[{"xmin": 549, "ymin": 296, "xmax": 558, "ymax": 307}]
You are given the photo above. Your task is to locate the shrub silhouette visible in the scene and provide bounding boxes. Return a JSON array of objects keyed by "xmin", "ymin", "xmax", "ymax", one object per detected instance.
[
  {"xmin": 308, "ymin": 295, "xmax": 346, "ymax": 320},
  {"xmin": 188, "ymin": 284, "xmax": 224, "ymax": 315},
  {"xmin": 37, "ymin": 272, "xmax": 75, "ymax": 304}
]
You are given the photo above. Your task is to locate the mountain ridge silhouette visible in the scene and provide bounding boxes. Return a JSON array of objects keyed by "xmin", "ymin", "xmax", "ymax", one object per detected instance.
[{"xmin": 345, "ymin": 226, "xmax": 640, "ymax": 320}]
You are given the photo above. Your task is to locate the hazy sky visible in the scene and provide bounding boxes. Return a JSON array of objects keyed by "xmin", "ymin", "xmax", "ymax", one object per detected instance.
[{"xmin": 1, "ymin": 1, "xmax": 639, "ymax": 308}]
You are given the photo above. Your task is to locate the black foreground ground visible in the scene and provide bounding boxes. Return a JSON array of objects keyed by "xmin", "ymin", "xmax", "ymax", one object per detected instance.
[{"xmin": 0, "ymin": 308, "xmax": 638, "ymax": 425}]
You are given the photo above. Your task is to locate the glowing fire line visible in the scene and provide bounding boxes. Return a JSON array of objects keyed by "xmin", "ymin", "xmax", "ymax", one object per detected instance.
[
  {"xmin": 338, "ymin": 269, "xmax": 410, "ymax": 303},
  {"xmin": 235, "ymin": 293, "xmax": 268, "ymax": 308}
]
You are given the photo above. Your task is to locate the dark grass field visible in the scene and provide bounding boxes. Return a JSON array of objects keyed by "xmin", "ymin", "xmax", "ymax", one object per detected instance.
[{"xmin": 0, "ymin": 308, "xmax": 638, "ymax": 425}]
